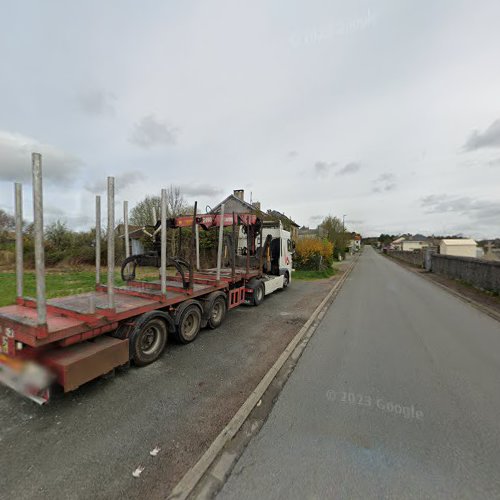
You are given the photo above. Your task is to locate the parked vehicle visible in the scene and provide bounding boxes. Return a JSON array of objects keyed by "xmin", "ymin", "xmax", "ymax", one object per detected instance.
[{"xmin": 0, "ymin": 154, "xmax": 293, "ymax": 404}]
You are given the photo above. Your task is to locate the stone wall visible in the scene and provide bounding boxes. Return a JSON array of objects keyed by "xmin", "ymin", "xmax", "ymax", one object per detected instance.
[
  {"xmin": 388, "ymin": 250, "xmax": 425, "ymax": 268},
  {"xmin": 431, "ymin": 255, "xmax": 500, "ymax": 294}
]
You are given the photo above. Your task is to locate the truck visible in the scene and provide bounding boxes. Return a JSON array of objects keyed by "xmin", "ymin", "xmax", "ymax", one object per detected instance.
[{"xmin": 0, "ymin": 153, "xmax": 294, "ymax": 404}]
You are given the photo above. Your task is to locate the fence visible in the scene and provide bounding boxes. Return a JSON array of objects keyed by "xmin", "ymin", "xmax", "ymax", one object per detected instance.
[
  {"xmin": 388, "ymin": 250, "xmax": 425, "ymax": 268},
  {"xmin": 431, "ymin": 255, "xmax": 500, "ymax": 294}
]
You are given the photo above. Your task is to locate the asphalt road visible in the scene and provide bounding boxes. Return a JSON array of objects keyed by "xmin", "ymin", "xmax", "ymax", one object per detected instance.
[
  {"xmin": 0, "ymin": 276, "xmax": 339, "ymax": 499},
  {"xmin": 218, "ymin": 246, "xmax": 500, "ymax": 499}
]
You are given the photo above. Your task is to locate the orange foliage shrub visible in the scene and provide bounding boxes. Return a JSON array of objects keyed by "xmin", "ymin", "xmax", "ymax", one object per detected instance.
[{"xmin": 295, "ymin": 238, "xmax": 333, "ymax": 270}]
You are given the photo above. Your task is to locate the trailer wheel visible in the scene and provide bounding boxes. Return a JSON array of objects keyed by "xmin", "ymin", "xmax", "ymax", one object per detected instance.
[
  {"xmin": 131, "ymin": 318, "xmax": 168, "ymax": 366},
  {"xmin": 176, "ymin": 304, "xmax": 202, "ymax": 344},
  {"xmin": 208, "ymin": 295, "xmax": 227, "ymax": 329},
  {"xmin": 253, "ymin": 283, "xmax": 265, "ymax": 306}
]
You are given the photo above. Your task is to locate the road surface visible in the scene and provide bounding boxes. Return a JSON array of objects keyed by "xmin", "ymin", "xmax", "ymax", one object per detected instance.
[
  {"xmin": 0, "ymin": 274, "xmax": 345, "ymax": 500},
  {"xmin": 219, "ymin": 246, "xmax": 500, "ymax": 499}
]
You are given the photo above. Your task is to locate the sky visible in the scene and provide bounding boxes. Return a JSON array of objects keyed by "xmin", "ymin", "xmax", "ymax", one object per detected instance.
[{"xmin": 1, "ymin": 0, "xmax": 500, "ymax": 238}]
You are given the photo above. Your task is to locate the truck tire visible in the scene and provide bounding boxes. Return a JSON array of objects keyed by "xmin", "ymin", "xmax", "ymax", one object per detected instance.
[
  {"xmin": 207, "ymin": 295, "xmax": 227, "ymax": 329},
  {"xmin": 175, "ymin": 302, "xmax": 202, "ymax": 344},
  {"xmin": 253, "ymin": 282, "xmax": 265, "ymax": 306},
  {"xmin": 282, "ymin": 271, "xmax": 290, "ymax": 288},
  {"xmin": 130, "ymin": 317, "xmax": 168, "ymax": 366}
]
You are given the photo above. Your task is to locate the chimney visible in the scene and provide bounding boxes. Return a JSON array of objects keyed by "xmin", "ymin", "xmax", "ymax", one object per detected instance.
[
  {"xmin": 252, "ymin": 201, "xmax": 261, "ymax": 211},
  {"xmin": 233, "ymin": 189, "xmax": 244, "ymax": 201}
]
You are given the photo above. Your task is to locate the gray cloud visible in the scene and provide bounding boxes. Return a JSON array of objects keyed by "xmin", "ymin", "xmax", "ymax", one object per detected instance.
[
  {"xmin": 421, "ymin": 194, "xmax": 500, "ymax": 220},
  {"xmin": 313, "ymin": 161, "xmax": 336, "ymax": 178},
  {"xmin": 487, "ymin": 158, "xmax": 500, "ymax": 167},
  {"xmin": 178, "ymin": 184, "xmax": 224, "ymax": 197},
  {"xmin": 336, "ymin": 162, "xmax": 361, "ymax": 176},
  {"xmin": 129, "ymin": 115, "xmax": 178, "ymax": 148},
  {"xmin": 84, "ymin": 170, "xmax": 143, "ymax": 193},
  {"xmin": 0, "ymin": 131, "xmax": 82, "ymax": 185},
  {"xmin": 77, "ymin": 89, "xmax": 116, "ymax": 115},
  {"xmin": 464, "ymin": 119, "xmax": 500, "ymax": 151},
  {"xmin": 309, "ymin": 214, "xmax": 324, "ymax": 222},
  {"xmin": 372, "ymin": 172, "xmax": 396, "ymax": 192}
]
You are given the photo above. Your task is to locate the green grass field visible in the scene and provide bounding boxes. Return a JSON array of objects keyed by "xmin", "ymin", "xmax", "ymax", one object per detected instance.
[
  {"xmin": 0, "ymin": 267, "xmax": 163, "ymax": 307},
  {"xmin": 0, "ymin": 271, "xmax": 124, "ymax": 307}
]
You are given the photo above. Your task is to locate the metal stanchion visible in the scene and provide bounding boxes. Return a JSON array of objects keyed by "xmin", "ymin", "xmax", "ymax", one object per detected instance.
[
  {"xmin": 107, "ymin": 177, "xmax": 115, "ymax": 310},
  {"xmin": 14, "ymin": 183, "xmax": 23, "ymax": 300},
  {"xmin": 216, "ymin": 204, "xmax": 225, "ymax": 282},
  {"xmin": 96, "ymin": 195, "xmax": 101, "ymax": 285},
  {"xmin": 32, "ymin": 153, "xmax": 46, "ymax": 326},
  {"xmin": 161, "ymin": 188, "xmax": 167, "ymax": 296}
]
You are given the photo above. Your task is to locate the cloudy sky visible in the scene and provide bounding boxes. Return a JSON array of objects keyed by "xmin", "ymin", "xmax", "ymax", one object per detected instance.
[{"xmin": 1, "ymin": 0, "xmax": 500, "ymax": 238}]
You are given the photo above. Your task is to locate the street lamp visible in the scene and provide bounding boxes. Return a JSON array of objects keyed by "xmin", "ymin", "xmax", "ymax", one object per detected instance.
[{"xmin": 342, "ymin": 214, "xmax": 346, "ymax": 233}]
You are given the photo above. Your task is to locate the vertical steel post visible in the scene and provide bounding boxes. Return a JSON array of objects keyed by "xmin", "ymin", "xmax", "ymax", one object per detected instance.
[
  {"xmin": 246, "ymin": 222, "xmax": 250, "ymax": 275},
  {"xmin": 160, "ymin": 188, "xmax": 167, "ymax": 296},
  {"xmin": 152, "ymin": 206, "xmax": 157, "ymax": 225},
  {"xmin": 216, "ymin": 204, "xmax": 225, "ymax": 282},
  {"xmin": 231, "ymin": 212, "xmax": 236, "ymax": 280},
  {"xmin": 14, "ymin": 183, "xmax": 23, "ymax": 300},
  {"xmin": 88, "ymin": 294, "xmax": 96, "ymax": 314},
  {"xmin": 32, "ymin": 153, "xmax": 46, "ymax": 326},
  {"xmin": 124, "ymin": 201, "xmax": 129, "ymax": 260},
  {"xmin": 189, "ymin": 202, "xmax": 197, "ymax": 290},
  {"xmin": 195, "ymin": 221, "xmax": 200, "ymax": 271},
  {"xmin": 95, "ymin": 195, "xmax": 101, "ymax": 285},
  {"xmin": 107, "ymin": 177, "xmax": 115, "ymax": 310}
]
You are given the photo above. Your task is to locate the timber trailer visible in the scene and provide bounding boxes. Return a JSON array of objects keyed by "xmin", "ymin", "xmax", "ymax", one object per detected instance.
[{"xmin": 0, "ymin": 153, "xmax": 294, "ymax": 404}]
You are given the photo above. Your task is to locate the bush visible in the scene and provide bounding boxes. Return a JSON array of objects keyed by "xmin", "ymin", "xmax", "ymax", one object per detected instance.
[{"xmin": 295, "ymin": 238, "xmax": 333, "ymax": 271}]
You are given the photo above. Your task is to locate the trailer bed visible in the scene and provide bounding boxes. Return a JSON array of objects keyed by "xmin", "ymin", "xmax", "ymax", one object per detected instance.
[{"xmin": 0, "ymin": 278, "xmax": 228, "ymax": 349}]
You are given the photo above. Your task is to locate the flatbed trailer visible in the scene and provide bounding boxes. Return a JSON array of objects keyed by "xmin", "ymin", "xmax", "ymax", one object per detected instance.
[{"xmin": 0, "ymin": 154, "xmax": 292, "ymax": 404}]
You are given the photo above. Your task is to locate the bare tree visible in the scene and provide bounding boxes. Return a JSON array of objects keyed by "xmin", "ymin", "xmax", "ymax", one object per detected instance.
[
  {"xmin": 129, "ymin": 186, "xmax": 191, "ymax": 255},
  {"xmin": 129, "ymin": 186, "xmax": 189, "ymax": 227}
]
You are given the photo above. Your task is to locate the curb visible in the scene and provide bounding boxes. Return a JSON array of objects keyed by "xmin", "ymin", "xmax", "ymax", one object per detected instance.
[{"xmin": 167, "ymin": 257, "xmax": 358, "ymax": 500}]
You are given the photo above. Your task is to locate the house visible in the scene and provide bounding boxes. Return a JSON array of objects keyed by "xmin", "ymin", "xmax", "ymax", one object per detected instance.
[
  {"xmin": 391, "ymin": 235, "xmax": 430, "ymax": 252},
  {"xmin": 298, "ymin": 226, "xmax": 319, "ymax": 239},
  {"xmin": 391, "ymin": 236, "xmax": 405, "ymax": 250},
  {"xmin": 349, "ymin": 232, "xmax": 362, "ymax": 252},
  {"xmin": 439, "ymin": 238, "xmax": 477, "ymax": 258},
  {"xmin": 401, "ymin": 239, "xmax": 430, "ymax": 252},
  {"xmin": 266, "ymin": 209, "xmax": 300, "ymax": 241},
  {"xmin": 212, "ymin": 190, "xmax": 260, "ymax": 216},
  {"xmin": 116, "ymin": 224, "xmax": 148, "ymax": 255},
  {"xmin": 212, "ymin": 190, "xmax": 300, "ymax": 241}
]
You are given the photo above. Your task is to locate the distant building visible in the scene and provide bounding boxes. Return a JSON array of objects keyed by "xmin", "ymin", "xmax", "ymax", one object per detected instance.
[
  {"xmin": 212, "ymin": 190, "xmax": 300, "ymax": 240},
  {"xmin": 298, "ymin": 226, "xmax": 319, "ymax": 239},
  {"xmin": 391, "ymin": 235, "xmax": 431, "ymax": 252},
  {"xmin": 266, "ymin": 209, "xmax": 300, "ymax": 241},
  {"xmin": 439, "ymin": 238, "xmax": 477, "ymax": 258},
  {"xmin": 212, "ymin": 190, "xmax": 259, "ymax": 215}
]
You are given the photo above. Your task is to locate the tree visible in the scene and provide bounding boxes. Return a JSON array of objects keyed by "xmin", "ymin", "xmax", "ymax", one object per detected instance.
[
  {"xmin": 129, "ymin": 187, "xmax": 191, "ymax": 255},
  {"xmin": 0, "ymin": 209, "xmax": 16, "ymax": 243},
  {"xmin": 129, "ymin": 186, "xmax": 189, "ymax": 227},
  {"xmin": 319, "ymin": 215, "xmax": 349, "ymax": 258}
]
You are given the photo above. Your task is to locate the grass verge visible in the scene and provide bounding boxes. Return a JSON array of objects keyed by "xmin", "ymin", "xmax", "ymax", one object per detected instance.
[
  {"xmin": 0, "ymin": 267, "xmax": 161, "ymax": 307},
  {"xmin": 292, "ymin": 268, "xmax": 336, "ymax": 281}
]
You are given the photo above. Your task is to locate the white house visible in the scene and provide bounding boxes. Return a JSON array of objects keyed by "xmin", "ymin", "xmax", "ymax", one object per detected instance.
[
  {"xmin": 401, "ymin": 239, "xmax": 430, "ymax": 252},
  {"xmin": 439, "ymin": 239, "xmax": 477, "ymax": 258}
]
